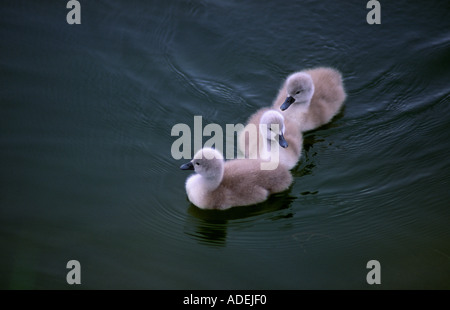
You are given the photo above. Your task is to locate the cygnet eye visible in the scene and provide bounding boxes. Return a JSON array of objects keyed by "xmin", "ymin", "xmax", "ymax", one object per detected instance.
[
  {"xmin": 295, "ymin": 90, "xmax": 301, "ymax": 95},
  {"xmin": 195, "ymin": 162, "xmax": 200, "ymax": 166}
]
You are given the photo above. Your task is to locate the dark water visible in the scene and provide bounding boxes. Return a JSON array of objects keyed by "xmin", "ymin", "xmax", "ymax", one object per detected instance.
[{"xmin": 1, "ymin": 0, "xmax": 450, "ymax": 289}]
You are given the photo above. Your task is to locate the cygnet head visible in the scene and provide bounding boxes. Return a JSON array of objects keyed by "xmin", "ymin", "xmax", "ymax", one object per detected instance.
[
  {"xmin": 280, "ymin": 72, "xmax": 315, "ymax": 111},
  {"xmin": 180, "ymin": 148, "xmax": 224, "ymax": 181},
  {"xmin": 260, "ymin": 110, "xmax": 288, "ymax": 148}
]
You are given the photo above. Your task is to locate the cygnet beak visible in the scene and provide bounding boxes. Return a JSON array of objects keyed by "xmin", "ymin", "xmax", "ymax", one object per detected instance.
[
  {"xmin": 280, "ymin": 96, "xmax": 295, "ymax": 111},
  {"xmin": 180, "ymin": 161, "xmax": 194, "ymax": 170},
  {"xmin": 278, "ymin": 133, "xmax": 288, "ymax": 148}
]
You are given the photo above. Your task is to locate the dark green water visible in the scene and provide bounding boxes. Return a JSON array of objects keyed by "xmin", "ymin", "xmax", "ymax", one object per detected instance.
[{"xmin": 1, "ymin": 0, "xmax": 450, "ymax": 289}]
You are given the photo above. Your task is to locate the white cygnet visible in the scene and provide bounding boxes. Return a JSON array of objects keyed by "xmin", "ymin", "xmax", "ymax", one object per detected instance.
[
  {"xmin": 180, "ymin": 147, "xmax": 293, "ymax": 210},
  {"xmin": 272, "ymin": 67, "xmax": 346, "ymax": 132},
  {"xmin": 238, "ymin": 109, "xmax": 303, "ymax": 170}
]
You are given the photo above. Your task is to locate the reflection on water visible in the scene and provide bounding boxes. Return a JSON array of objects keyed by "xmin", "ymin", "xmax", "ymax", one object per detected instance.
[
  {"xmin": 184, "ymin": 209, "xmax": 228, "ymax": 247},
  {"xmin": 185, "ymin": 190, "xmax": 296, "ymax": 247}
]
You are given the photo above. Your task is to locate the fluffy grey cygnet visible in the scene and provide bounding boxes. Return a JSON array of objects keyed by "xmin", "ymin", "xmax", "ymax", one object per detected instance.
[
  {"xmin": 238, "ymin": 109, "xmax": 303, "ymax": 170},
  {"xmin": 180, "ymin": 148, "xmax": 293, "ymax": 210},
  {"xmin": 273, "ymin": 67, "xmax": 346, "ymax": 132}
]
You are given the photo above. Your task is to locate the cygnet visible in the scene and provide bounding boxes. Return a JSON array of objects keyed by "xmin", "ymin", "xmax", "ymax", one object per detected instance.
[
  {"xmin": 238, "ymin": 109, "xmax": 303, "ymax": 169},
  {"xmin": 180, "ymin": 147, "xmax": 293, "ymax": 210},
  {"xmin": 272, "ymin": 67, "xmax": 346, "ymax": 132}
]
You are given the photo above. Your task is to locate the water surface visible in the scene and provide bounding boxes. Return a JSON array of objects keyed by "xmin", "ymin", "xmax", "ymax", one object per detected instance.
[{"xmin": 1, "ymin": 0, "xmax": 450, "ymax": 289}]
